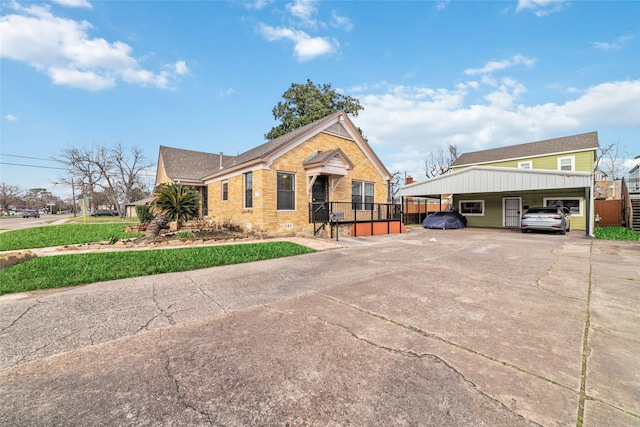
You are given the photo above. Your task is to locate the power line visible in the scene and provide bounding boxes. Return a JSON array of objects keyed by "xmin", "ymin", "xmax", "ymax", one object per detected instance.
[
  {"xmin": 0, "ymin": 153, "xmax": 62, "ymax": 163},
  {"xmin": 0, "ymin": 161, "xmax": 67, "ymax": 171}
]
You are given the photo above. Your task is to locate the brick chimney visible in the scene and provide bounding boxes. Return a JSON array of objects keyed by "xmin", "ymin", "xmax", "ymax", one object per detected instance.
[{"xmin": 405, "ymin": 176, "xmax": 414, "ymax": 184}]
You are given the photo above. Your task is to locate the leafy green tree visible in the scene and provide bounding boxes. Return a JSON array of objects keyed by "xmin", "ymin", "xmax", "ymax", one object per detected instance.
[
  {"xmin": 146, "ymin": 183, "xmax": 201, "ymax": 240},
  {"xmin": 265, "ymin": 79, "xmax": 364, "ymax": 140}
]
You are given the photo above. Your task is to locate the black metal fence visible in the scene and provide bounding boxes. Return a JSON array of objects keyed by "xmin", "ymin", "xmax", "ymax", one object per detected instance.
[{"xmin": 309, "ymin": 202, "xmax": 402, "ymax": 224}]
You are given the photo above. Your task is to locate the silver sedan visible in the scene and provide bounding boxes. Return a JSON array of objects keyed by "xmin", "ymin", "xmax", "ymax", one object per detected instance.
[{"xmin": 521, "ymin": 207, "xmax": 570, "ymax": 235}]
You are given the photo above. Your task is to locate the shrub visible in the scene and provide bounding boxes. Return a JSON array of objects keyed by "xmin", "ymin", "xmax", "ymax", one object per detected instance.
[{"xmin": 136, "ymin": 205, "xmax": 154, "ymax": 223}]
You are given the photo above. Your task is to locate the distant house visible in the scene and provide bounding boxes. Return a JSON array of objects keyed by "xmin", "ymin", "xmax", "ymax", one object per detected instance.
[
  {"xmin": 401, "ymin": 132, "xmax": 599, "ymax": 235},
  {"xmin": 155, "ymin": 111, "xmax": 396, "ymax": 236}
]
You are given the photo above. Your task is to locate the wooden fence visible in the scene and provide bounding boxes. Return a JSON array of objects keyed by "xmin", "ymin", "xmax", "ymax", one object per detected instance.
[{"xmin": 594, "ymin": 200, "xmax": 622, "ymax": 226}]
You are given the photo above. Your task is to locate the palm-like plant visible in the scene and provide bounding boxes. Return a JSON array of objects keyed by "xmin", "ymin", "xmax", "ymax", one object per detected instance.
[{"xmin": 145, "ymin": 183, "xmax": 201, "ymax": 240}]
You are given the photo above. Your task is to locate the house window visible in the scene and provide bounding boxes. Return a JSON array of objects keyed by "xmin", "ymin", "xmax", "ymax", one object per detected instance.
[
  {"xmin": 244, "ymin": 172, "xmax": 253, "ymax": 209},
  {"xmin": 222, "ymin": 181, "xmax": 228, "ymax": 201},
  {"xmin": 277, "ymin": 172, "xmax": 295, "ymax": 210},
  {"xmin": 544, "ymin": 198, "xmax": 582, "ymax": 216},
  {"xmin": 459, "ymin": 200, "xmax": 485, "ymax": 215},
  {"xmin": 518, "ymin": 161, "xmax": 532, "ymax": 169},
  {"xmin": 202, "ymin": 186, "xmax": 208, "ymax": 216},
  {"xmin": 352, "ymin": 181, "xmax": 374, "ymax": 210},
  {"xmin": 558, "ymin": 156, "xmax": 574, "ymax": 171}
]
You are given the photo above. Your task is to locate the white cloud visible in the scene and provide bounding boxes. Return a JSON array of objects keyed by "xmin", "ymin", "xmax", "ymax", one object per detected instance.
[
  {"xmin": 464, "ymin": 55, "xmax": 536, "ymax": 76},
  {"xmin": 50, "ymin": 0, "xmax": 92, "ymax": 8},
  {"xmin": 242, "ymin": 0, "xmax": 273, "ymax": 10},
  {"xmin": 592, "ymin": 35, "xmax": 633, "ymax": 51},
  {"xmin": 286, "ymin": 0, "xmax": 317, "ymax": 25},
  {"xmin": 0, "ymin": 3, "xmax": 188, "ymax": 91},
  {"xmin": 331, "ymin": 11, "xmax": 353, "ymax": 31},
  {"xmin": 5, "ymin": 114, "xmax": 19, "ymax": 121},
  {"xmin": 257, "ymin": 23, "xmax": 335, "ymax": 61},
  {"xmin": 516, "ymin": 0, "xmax": 568, "ymax": 17},
  {"xmin": 435, "ymin": 1, "xmax": 450, "ymax": 11},
  {"xmin": 354, "ymin": 79, "xmax": 640, "ymax": 179}
]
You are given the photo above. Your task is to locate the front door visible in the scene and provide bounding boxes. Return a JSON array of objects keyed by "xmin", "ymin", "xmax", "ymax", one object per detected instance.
[
  {"xmin": 503, "ymin": 197, "xmax": 522, "ymax": 228},
  {"xmin": 311, "ymin": 176, "xmax": 329, "ymax": 222}
]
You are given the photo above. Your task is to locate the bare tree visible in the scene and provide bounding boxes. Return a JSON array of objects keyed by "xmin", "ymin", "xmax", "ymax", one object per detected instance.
[
  {"xmin": 0, "ymin": 183, "xmax": 23, "ymax": 214},
  {"xmin": 595, "ymin": 140, "xmax": 628, "ymax": 182},
  {"xmin": 56, "ymin": 144, "xmax": 153, "ymax": 217},
  {"xmin": 424, "ymin": 144, "xmax": 459, "ymax": 178}
]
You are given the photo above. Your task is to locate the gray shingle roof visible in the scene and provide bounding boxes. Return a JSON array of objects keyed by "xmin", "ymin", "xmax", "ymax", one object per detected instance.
[
  {"xmin": 219, "ymin": 111, "xmax": 344, "ymax": 171},
  {"xmin": 451, "ymin": 131, "xmax": 599, "ymax": 167},
  {"xmin": 159, "ymin": 111, "xmax": 363, "ymax": 183},
  {"xmin": 159, "ymin": 146, "xmax": 233, "ymax": 181}
]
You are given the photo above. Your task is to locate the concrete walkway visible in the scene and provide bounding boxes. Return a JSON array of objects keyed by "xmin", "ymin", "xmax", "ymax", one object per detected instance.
[{"xmin": 0, "ymin": 228, "xmax": 638, "ymax": 426}]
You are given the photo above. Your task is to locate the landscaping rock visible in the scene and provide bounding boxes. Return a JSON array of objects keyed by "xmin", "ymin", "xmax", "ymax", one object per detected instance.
[{"xmin": 0, "ymin": 250, "xmax": 37, "ymax": 269}]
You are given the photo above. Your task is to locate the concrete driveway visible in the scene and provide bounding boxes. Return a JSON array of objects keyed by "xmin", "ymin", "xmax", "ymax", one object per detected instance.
[{"xmin": 1, "ymin": 228, "xmax": 638, "ymax": 426}]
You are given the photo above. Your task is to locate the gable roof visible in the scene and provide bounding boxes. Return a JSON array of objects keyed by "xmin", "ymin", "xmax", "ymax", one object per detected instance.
[
  {"xmin": 158, "ymin": 111, "xmax": 390, "ymax": 184},
  {"xmin": 451, "ymin": 131, "xmax": 599, "ymax": 167},
  {"xmin": 214, "ymin": 111, "xmax": 350, "ymax": 173},
  {"xmin": 158, "ymin": 146, "xmax": 233, "ymax": 183}
]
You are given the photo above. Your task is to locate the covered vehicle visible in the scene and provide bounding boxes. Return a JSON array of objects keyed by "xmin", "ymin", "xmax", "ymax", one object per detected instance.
[
  {"xmin": 423, "ymin": 210, "xmax": 467, "ymax": 229},
  {"xmin": 521, "ymin": 206, "xmax": 570, "ymax": 235}
]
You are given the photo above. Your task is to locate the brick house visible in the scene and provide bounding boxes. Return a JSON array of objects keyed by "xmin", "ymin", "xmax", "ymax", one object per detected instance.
[
  {"xmin": 401, "ymin": 132, "xmax": 599, "ymax": 235},
  {"xmin": 155, "ymin": 111, "xmax": 393, "ymax": 236}
]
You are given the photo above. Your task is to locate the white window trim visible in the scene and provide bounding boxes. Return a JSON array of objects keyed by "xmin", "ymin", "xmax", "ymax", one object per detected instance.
[
  {"xmin": 352, "ymin": 180, "xmax": 375, "ymax": 211},
  {"xmin": 459, "ymin": 199, "xmax": 485, "ymax": 216},
  {"xmin": 543, "ymin": 197, "xmax": 583, "ymax": 216},
  {"xmin": 518, "ymin": 161, "xmax": 532, "ymax": 169},
  {"xmin": 557, "ymin": 156, "xmax": 575, "ymax": 171}
]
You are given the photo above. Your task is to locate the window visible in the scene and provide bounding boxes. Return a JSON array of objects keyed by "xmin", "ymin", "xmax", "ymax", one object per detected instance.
[
  {"xmin": 544, "ymin": 198, "xmax": 582, "ymax": 215},
  {"xmin": 352, "ymin": 181, "xmax": 374, "ymax": 210},
  {"xmin": 244, "ymin": 172, "xmax": 253, "ymax": 208},
  {"xmin": 202, "ymin": 186, "xmax": 208, "ymax": 216},
  {"xmin": 518, "ymin": 161, "xmax": 532, "ymax": 169},
  {"xmin": 277, "ymin": 172, "xmax": 295, "ymax": 210},
  {"xmin": 222, "ymin": 181, "xmax": 228, "ymax": 201},
  {"xmin": 459, "ymin": 200, "xmax": 485, "ymax": 215},
  {"xmin": 558, "ymin": 156, "xmax": 574, "ymax": 171}
]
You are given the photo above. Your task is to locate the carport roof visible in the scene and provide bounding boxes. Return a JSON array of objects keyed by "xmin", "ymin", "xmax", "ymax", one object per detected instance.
[{"xmin": 400, "ymin": 166, "xmax": 592, "ymax": 198}]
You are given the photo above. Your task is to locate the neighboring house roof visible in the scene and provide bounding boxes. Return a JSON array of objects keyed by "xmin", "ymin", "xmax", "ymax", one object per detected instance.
[
  {"xmin": 126, "ymin": 196, "xmax": 153, "ymax": 207},
  {"xmin": 401, "ymin": 166, "xmax": 593, "ymax": 198},
  {"xmin": 452, "ymin": 132, "xmax": 599, "ymax": 167}
]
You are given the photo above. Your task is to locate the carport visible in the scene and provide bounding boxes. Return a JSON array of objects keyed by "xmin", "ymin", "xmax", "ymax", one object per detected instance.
[{"xmin": 400, "ymin": 166, "xmax": 595, "ymax": 236}]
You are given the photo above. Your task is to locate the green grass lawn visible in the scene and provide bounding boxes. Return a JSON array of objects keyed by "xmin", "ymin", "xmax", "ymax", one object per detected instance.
[
  {"xmin": 0, "ymin": 223, "xmax": 143, "ymax": 251},
  {"xmin": 594, "ymin": 226, "xmax": 640, "ymax": 241},
  {"xmin": 0, "ymin": 242, "xmax": 315, "ymax": 295}
]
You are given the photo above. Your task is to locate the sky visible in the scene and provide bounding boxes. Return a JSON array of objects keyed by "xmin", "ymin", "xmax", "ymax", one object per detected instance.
[{"xmin": 1, "ymin": 0, "xmax": 639, "ymax": 199}]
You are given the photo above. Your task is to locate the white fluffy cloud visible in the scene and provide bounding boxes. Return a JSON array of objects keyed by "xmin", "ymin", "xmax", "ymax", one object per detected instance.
[
  {"xmin": 516, "ymin": 0, "xmax": 568, "ymax": 17},
  {"xmin": 0, "ymin": 3, "xmax": 188, "ymax": 91},
  {"xmin": 257, "ymin": 23, "xmax": 335, "ymax": 61},
  {"xmin": 50, "ymin": 0, "xmax": 92, "ymax": 8},
  {"xmin": 5, "ymin": 114, "xmax": 19, "ymax": 121},
  {"xmin": 353, "ymin": 79, "xmax": 640, "ymax": 179}
]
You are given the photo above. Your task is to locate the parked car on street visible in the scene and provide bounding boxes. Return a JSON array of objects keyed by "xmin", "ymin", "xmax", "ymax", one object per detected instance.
[
  {"xmin": 91, "ymin": 210, "xmax": 119, "ymax": 217},
  {"xmin": 22, "ymin": 210, "xmax": 40, "ymax": 218},
  {"xmin": 521, "ymin": 207, "xmax": 570, "ymax": 235}
]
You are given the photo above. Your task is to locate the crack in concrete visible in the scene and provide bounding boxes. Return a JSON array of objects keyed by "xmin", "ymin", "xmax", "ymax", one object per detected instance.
[
  {"xmin": 160, "ymin": 337, "xmax": 215, "ymax": 425},
  {"xmin": 319, "ymin": 293, "xmax": 573, "ymax": 392},
  {"xmin": 135, "ymin": 285, "xmax": 178, "ymax": 334},
  {"xmin": 576, "ymin": 243, "xmax": 594, "ymax": 427},
  {"xmin": 15, "ymin": 329, "xmax": 80, "ymax": 366},
  {"xmin": 0, "ymin": 300, "xmax": 40, "ymax": 332},
  {"xmin": 184, "ymin": 273, "xmax": 228, "ymax": 314},
  {"xmin": 275, "ymin": 304, "xmax": 542, "ymax": 427}
]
